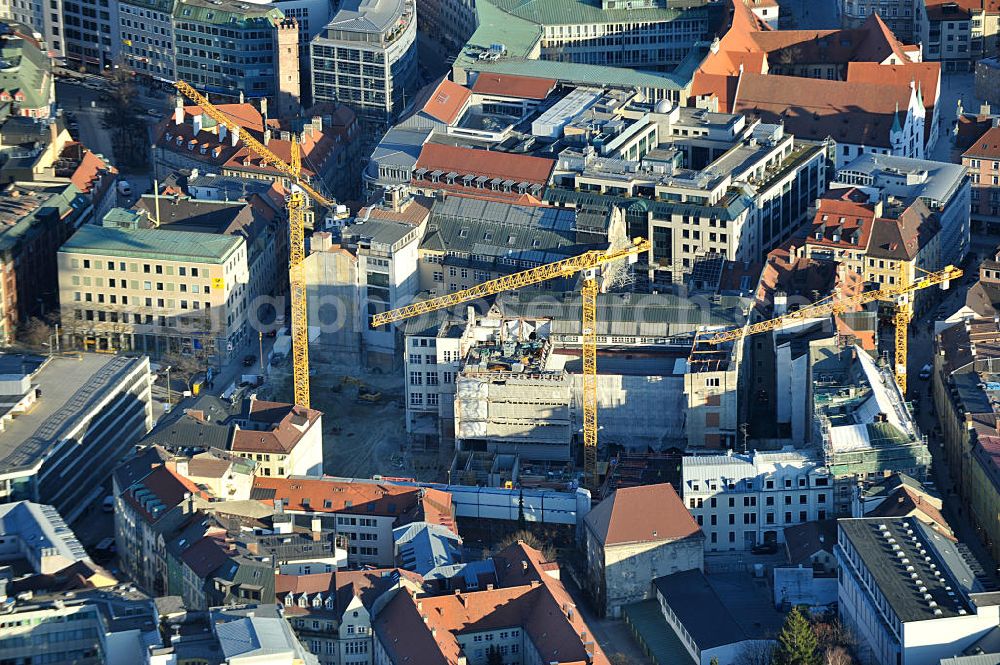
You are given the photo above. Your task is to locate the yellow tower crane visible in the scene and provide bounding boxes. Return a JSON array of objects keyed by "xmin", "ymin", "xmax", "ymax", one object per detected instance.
[
  {"xmin": 705, "ymin": 264, "xmax": 963, "ymax": 393},
  {"xmin": 370, "ymin": 238, "xmax": 652, "ymax": 487},
  {"xmin": 174, "ymin": 80, "xmax": 333, "ymax": 408}
]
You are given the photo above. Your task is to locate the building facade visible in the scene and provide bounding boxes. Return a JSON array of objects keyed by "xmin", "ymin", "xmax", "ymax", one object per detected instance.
[
  {"xmin": 0, "ymin": 353, "xmax": 152, "ymax": 522},
  {"xmin": 583, "ymin": 483, "xmax": 704, "ymax": 618},
  {"xmin": 837, "ymin": 518, "xmax": 1000, "ymax": 665},
  {"xmin": 118, "ymin": 0, "xmax": 175, "ymax": 83},
  {"xmin": 173, "ymin": 0, "xmax": 299, "ymax": 110},
  {"xmin": 682, "ymin": 450, "xmax": 833, "ymax": 551},
  {"xmin": 57, "ymin": 224, "xmax": 251, "ymax": 362},
  {"xmin": 310, "ymin": 0, "xmax": 418, "ymax": 140}
]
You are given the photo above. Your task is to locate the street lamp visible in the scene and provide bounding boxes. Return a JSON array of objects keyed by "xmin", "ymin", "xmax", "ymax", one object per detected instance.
[{"xmin": 163, "ymin": 364, "xmax": 172, "ymax": 408}]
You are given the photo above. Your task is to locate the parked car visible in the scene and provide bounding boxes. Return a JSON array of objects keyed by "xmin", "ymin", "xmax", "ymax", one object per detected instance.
[
  {"xmin": 101, "ymin": 495, "xmax": 115, "ymax": 513},
  {"xmin": 919, "ymin": 364, "xmax": 932, "ymax": 380},
  {"xmin": 751, "ymin": 542, "xmax": 780, "ymax": 555}
]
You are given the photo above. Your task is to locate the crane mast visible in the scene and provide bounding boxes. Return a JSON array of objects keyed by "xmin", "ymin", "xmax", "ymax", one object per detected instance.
[
  {"xmin": 706, "ymin": 264, "xmax": 962, "ymax": 392},
  {"xmin": 370, "ymin": 238, "xmax": 652, "ymax": 488},
  {"xmin": 173, "ymin": 80, "xmax": 324, "ymax": 407}
]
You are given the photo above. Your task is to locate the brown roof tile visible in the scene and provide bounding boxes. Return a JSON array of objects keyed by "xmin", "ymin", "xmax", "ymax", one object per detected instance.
[
  {"xmin": 734, "ymin": 72, "xmax": 912, "ymax": 148},
  {"xmin": 584, "ymin": 483, "xmax": 700, "ymax": 546},
  {"xmin": 421, "ymin": 79, "xmax": 471, "ymax": 125},
  {"xmin": 470, "ymin": 73, "xmax": 557, "ymax": 100},
  {"xmin": 415, "ymin": 143, "xmax": 554, "ymax": 185}
]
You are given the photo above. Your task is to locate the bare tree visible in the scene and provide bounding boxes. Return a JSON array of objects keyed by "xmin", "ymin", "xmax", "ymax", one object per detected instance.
[
  {"xmin": 734, "ymin": 640, "xmax": 777, "ymax": 665},
  {"xmin": 492, "ymin": 529, "xmax": 557, "ymax": 562},
  {"xmin": 19, "ymin": 316, "xmax": 52, "ymax": 349},
  {"xmin": 161, "ymin": 352, "xmax": 203, "ymax": 390},
  {"xmin": 823, "ymin": 646, "xmax": 854, "ymax": 665}
]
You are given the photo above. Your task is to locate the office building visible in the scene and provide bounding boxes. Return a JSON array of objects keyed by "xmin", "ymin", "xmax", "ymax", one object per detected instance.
[
  {"xmin": 373, "ymin": 541, "xmax": 611, "ymax": 664},
  {"xmin": 57, "ymin": 223, "xmax": 251, "ymax": 363},
  {"xmin": 173, "ymin": 0, "xmax": 300, "ymax": 111},
  {"xmin": 837, "ymin": 518, "xmax": 1000, "ymax": 665},
  {"xmin": 0, "ymin": 353, "xmax": 151, "ymax": 523},
  {"xmin": 118, "ymin": 0, "xmax": 175, "ymax": 83},
  {"xmin": 310, "ymin": 0, "xmax": 418, "ymax": 139},
  {"xmin": 60, "ymin": 0, "xmax": 120, "ymax": 71}
]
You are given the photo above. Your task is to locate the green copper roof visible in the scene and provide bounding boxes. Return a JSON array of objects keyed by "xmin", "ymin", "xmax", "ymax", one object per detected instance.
[
  {"xmin": 0, "ymin": 26, "xmax": 53, "ymax": 111},
  {"xmin": 174, "ymin": 0, "xmax": 283, "ymax": 26},
  {"xmin": 492, "ymin": 0, "xmax": 714, "ymax": 27},
  {"xmin": 61, "ymin": 223, "xmax": 242, "ymax": 264}
]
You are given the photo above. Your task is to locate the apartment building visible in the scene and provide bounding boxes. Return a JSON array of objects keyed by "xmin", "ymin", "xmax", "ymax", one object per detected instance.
[
  {"xmin": 278, "ymin": 568, "xmax": 424, "ymax": 665},
  {"xmin": 153, "ymin": 99, "xmax": 360, "ymax": 205},
  {"xmin": 841, "ymin": 0, "xmax": 917, "ymax": 42},
  {"xmin": 173, "ymin": 0, "xmax": 299, "ymax": 111},
  {"xmin": 796, "ymin": 188, "xmax": 944, "ymax": 315},
  {"xmin": 251, "ymin": 476, "xmax": 455, "ymax": 568},
  {"xmin": 932, "ymin": 318, "xmax": 1000, "ymax": 563},
  {"xmin": 584, "ymin": 483, "xmax": 703, "ymax": 618},
  {"xmin": 916, "ymin": 0, "xmax": 1000, "ymax": 72},
  {"xmin": 310, "ymin": 0, "xmax": 418, "ymax": 139},
  {"xmin": 0, "ymin": 24, "xmax": 54, "ymax": 118},
  {"xmin": 142, "ymin": 394, "xmax": 324, "ymax": 478},
  {"xmin": 57, "ymin": 223, "xmax": 251, "ymax": 363},
  {"xmin": 832, "ymin": 152, "xmax": 970, "ymax": 269},
  {"xmin": 118, "ymin": 0, "xmax": 175, "ymax": 83},
  {"xmin": 961, "ymin": 125, "xmax": 1000, "ymax": 232},
  {"xmin": 0, "ymin": 182, "xmax": 91, "ymax": 345},
  {"xmin": 374, "ymin": 541, "xmax": 611, "ymax": 664},
  {"xmin": 0, "ymin": 353, "xmax": 152, "ymax": 522},
  {"xmin": 837, "ymin": 518, "xmax": 1000, "ymax": 665},
  {"xmin": 682, "ymin": 450, "xmax": 832, "ymax": 552}
]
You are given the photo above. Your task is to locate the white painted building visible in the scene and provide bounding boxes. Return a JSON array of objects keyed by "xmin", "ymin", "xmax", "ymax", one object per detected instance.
[
  {"xmin": 837, "ymin": 518, "xmax": 1000, "ymax": 665},
  {"xmin": 682, "ymin": 449, "xmax": 833, "ymax": 552},
  {"xmin": 341, "ymin": 216, "xmax": 424, "ymax": 370}
]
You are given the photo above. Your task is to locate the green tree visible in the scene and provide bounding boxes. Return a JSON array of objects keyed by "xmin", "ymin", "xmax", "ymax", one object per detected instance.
[{"xmin": 775, "ymin": 607, "xmax": 820, "ymax": 665}]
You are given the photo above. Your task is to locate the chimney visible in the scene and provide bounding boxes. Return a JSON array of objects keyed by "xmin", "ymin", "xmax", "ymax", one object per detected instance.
[
  {"xmin": 175, "ymin": 458, "xmax": 189, "ymax": 477},
  {"xmin": 218, "ymin": 123, "xmax": 227, "ymax": 143},
  {"xmin": 247, "ymin": 541, "xmax": 260, "ymax": 555},
  {"xmin": 982, "ymin": 102, "xmax": 992, "ymax": 117},
  {"xmin": 230, "ymin": 125, "xmax": 239, "ymax": 147},
  {"xmin": 193, "ymin": 113, "xmax": 203, "ymax": 134},
  {"xmin": 312, "ymin": 231, "xmax": 333, "ymax": 253},
  {"xmin": 174, "ymin": 95, "xmax": 184, "ymax": 125},
  {"xmin": 239, "ymin": 90, "xmax": 245, "ymax": 104},
  {"xmin": 260, "ymin": 97, "xmax": 268, "ymax": 120},
  {"xmin": 263, "ymin": 130, "xmax": 271, "ymax": 146}
]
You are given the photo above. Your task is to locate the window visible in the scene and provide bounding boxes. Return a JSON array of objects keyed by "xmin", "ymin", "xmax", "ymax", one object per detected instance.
[{"xmin": 409, "ymin": 371, "xmax": 422, "ymax": 385}]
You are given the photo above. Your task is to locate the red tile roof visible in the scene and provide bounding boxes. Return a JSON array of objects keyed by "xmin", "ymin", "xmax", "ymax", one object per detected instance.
[
  {"xmin": 734, "ymin": 72, "xmax": 912, "ymax": 148},
  {"xmin": 123, "ymin": 465, "xmax": 203, "ymax": 524},
  {"xmin": 180, "ymin": 532, "xmax": 230, "ymax": 578},
  {"xmin": 470, "ymin": 73, "xmax": 557, "ymax": 100},
  {"xmin": 67, "ymin": 147, "xmax": 114, "ymax": 193},
  {"xmin": 846, "ymin": 62, "xmax": 941, "ymax": 107},
  {"xmin": 252, "ymin": 477, "xmax": 423, "ymax": 518},
  {"xmin": 375, "ymin": 542, "xmax": 609, "ymax": 665},
  {"xmin": 584, "ymin": 483, "xmax": 700, "ymax": 547},
  {"xmin": 421, "ymin": 79, "xmax": 471, "ymax": 125},
  {"xmin": 963, "ymin": 125, "xmax": 1000, "ymax": 159},
  {"xmin": 414, "ymin": 143, "xmax": 554, "ymax": 185},
  {"xmin": 808, "ymin": 197, "xmax": 878, "ymax": 250},
  {"xmin": 230, "ymin": 401, "xmax": 321, "ymax": 455}
]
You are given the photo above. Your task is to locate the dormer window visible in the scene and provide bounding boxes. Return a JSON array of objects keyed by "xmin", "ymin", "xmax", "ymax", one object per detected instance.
[
  {"xmin": 325, "ymin": 597, "xmax": 334, "ymax": 610},
  {"xmin": 284, "ymin": 595, "xmax": 293, "ymax": 606},
  {"xmin": 298, "ymin": 595, "xmax": 308, "ymax": 608},
  {"xmin": 312, "ymin": 595, "xmax": 323, "ymax": 608}
]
